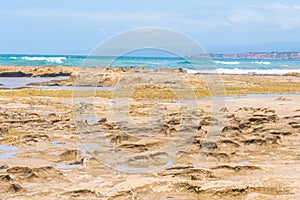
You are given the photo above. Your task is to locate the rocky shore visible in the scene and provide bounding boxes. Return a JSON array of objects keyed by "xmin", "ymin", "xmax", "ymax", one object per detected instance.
[
  {"xmin": 0, "ymin": 94, "xmax": 299, "ymax": 199},
  {"xmin": 0, "ymin": 66, "xmax": 299, "ymax": 199},
  {"xmin": 1, "ymin": 66, "xmax": 300, "ymax": 97},
  {"xmin": 0, "ymin": 66, "xmax": 77, "ymax": 77}
]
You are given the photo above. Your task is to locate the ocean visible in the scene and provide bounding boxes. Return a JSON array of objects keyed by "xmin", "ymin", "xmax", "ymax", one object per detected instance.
[{"xmin": 1, "ymin": 54, "xmax": 300, "ymax": 75}]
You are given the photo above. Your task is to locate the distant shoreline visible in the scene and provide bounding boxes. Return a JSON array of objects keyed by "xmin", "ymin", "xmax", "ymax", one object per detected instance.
[{"xmin": 190, "ymin": 52, "xmax": 300, "ymax": 60}]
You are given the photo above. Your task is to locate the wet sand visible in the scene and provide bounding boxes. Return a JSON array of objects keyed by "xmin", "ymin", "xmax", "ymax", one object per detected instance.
[{"xmin": 0, "ymin": 66, "xmax": 300, "ymax": 199}]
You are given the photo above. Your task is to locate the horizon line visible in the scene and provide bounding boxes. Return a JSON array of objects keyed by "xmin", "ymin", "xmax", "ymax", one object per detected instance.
[{"xmin": 1, "ymin": 51, "xmax": 300, "ymax": 57}]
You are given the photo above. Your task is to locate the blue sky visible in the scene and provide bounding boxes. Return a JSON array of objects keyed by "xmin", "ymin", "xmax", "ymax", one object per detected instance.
[{"xmin": 1, "ymin": 0, "xmax": 300, "ymax": 54}]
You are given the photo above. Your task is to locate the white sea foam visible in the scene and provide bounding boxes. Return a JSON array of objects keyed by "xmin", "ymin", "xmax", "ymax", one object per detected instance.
[
  {"xmin": 254, "ymin": 61, "xmax": 271, "ymax": 65},
  {"xmin": 216, "ymin": 68, "xmax": 300, "ymax": 75},
  {"xmin": 22, "ymin": 56, "xmax": 66, "ymax": 64},
  {"xmin": 214, "ymin": 61, "xmax": 240, "ymax": 65},
  {"xmin": 186, "ymin": 69, "xmax": 201, "ymax": 73},
  {"xmin": 186, "ymin": 68, "xmax": 300, "ymax": 75}
]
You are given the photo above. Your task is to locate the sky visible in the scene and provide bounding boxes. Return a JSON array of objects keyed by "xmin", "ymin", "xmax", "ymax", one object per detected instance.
[{"xmin": 1, "ymin": 0, "xmax": 300, "ymax": 54}]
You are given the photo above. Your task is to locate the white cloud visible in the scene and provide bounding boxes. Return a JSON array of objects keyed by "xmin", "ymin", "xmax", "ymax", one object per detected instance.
[
  {"xmin": 5, "ymin": 3, "xmax": 299, "ymax": 37},
  {"xmin": 228, "ymin": 3, "xmax": 300, "ymax": 31},
  {"xmin": 228, "ymin": 8, "xmax": 267, "ymax": 24},
  {"xmin": 2, "ymin": 7, "xmax": 230, "ymax": 34}
]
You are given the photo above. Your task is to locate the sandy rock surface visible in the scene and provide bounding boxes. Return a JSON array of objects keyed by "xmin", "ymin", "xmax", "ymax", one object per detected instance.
[{"xmin": 0, "ymin": 94, "xmax": 299, "ymax": 199}]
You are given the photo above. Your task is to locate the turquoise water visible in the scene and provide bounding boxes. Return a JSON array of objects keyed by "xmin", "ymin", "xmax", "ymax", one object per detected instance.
[{"xmin": 1, "ymin": 54, "xmax": 300, "ymax": 75}]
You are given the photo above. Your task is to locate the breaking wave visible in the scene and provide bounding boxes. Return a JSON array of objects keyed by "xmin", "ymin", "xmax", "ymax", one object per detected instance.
[
  {"xmin": 186, "ymin": 68, "xmax": 300, "ymax": 75},
  {"xmin": 214, "ymin": 61, "xmax": 240, "ymax": 65},
  {"xmin": 254, "ymin": 61, "xmax": 271, "ymax": 65},
  {"xmin": 22, "ymin": 56, "xmax": 66, "ymax": 64}
]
